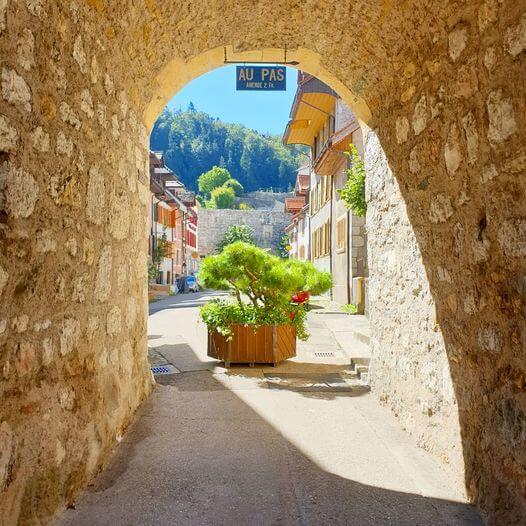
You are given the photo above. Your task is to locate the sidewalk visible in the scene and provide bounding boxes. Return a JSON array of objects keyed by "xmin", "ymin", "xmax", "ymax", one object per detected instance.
[{"xmin": 306, "ymin": 295, "xmax": 371, "ymax": 377}]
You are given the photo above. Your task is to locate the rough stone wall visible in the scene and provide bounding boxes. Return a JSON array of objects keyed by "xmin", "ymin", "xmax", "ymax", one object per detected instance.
[
  {"xmin": 0, "ymin": 1, "xmax": 524, "ymax": 524},
  {"xmin": 0, "ymin": 3, "xmax": 153, "ymax": 525},
  {"xmin": 198, "ymin": 209, "xmax": 289, "ymax": 255},
  {"xmin": 365, "ymin": 126, "xmax": 465, "ymax": 484}
]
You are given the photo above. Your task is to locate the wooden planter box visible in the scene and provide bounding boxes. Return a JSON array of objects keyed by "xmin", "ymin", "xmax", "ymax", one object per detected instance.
[{"xmin": 208, "ymin": 324, "xmax": 296, "ymax": 366}]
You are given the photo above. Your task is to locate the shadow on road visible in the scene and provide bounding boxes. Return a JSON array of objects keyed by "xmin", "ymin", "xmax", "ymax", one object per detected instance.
[
  {"xmin": 56, "ymin": 290, "xmax": 483, "ymax": 525},
  {"xmin": 57, "ymin": 367, "xmax": 482, "ymax": 526}
]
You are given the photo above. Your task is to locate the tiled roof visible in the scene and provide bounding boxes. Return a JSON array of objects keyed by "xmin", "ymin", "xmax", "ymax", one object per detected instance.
[{"xmin": 284, "ymin": 196, "xmax": 306, "ymax": 213}]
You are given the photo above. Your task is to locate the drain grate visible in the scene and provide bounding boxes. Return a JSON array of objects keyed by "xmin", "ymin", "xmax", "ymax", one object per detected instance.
[
  {"xmin": 314, "ymin": 352, "xmax": 335, "ymax": 357},
  {"xmin": 151, "ymin": 364, "xmax": 179, "ymax": 375}
]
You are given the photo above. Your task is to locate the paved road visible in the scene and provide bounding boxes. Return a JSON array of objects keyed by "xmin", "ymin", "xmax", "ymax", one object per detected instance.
[{"xmin": 57, "ymin": 291, "xmax": 482, "ymax": 526}]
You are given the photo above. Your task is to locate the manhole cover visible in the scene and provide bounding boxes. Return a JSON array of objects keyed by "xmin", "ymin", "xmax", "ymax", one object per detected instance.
[
  {"xmin": 151, "ymin": 364, "xmax": 179, "ymax": 375},
  {"xmin": 314, "ymin": 352, "xmax": 335, "ymax": 357}
]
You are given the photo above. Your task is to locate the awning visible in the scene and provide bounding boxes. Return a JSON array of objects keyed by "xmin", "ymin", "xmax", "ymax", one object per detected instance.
[{"xmin": 283, "ymin": 77, "xmax": 337, "ymax": 147}]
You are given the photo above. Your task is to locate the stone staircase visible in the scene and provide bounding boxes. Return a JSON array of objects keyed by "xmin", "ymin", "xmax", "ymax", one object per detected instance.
[
  {"xmin": 313, "ymin": 310, "xmax": 371, "ymax": 384},
  {"xmin": 350, "ymin": 357, "xmax": 370, "ymax": 384}
]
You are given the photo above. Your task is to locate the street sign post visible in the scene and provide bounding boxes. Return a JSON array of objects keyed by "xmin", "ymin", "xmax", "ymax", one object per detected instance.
[{"xmin": 236, "ymin": 66, "xmax": 286, "ymax": 91}]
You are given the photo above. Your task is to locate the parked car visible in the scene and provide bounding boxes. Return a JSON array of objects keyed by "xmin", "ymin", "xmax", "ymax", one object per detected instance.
[{"xmin": 186, "ymin": 275, "xmax": 199, "ymax": 293}]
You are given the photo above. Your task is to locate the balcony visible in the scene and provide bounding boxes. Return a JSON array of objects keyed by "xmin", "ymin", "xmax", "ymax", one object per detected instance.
[{"xmin": 313, "ymin": 120, "xmax": 360, "ymax": 177}]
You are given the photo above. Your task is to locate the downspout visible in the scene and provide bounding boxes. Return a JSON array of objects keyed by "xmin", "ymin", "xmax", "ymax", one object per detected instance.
[
  {"xmin": 346, "ymin": 208, "xmax": 351, "ymax": 304},
  {"xmin": 171, "ymin": 208, "xmax": 174, "ymax": 284},
  {"xmin": 183, "ymin": 212, "xmax": 187, "ymax": 276},
  {"xmin": 329, "ymin": 176, "xmax": 333, "ymax": 299},
  {"xmin": 152, "ymin": 194, "xmax": 158, "ymax": 283}
]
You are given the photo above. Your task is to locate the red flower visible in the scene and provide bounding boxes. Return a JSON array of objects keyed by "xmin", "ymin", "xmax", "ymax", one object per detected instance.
[
  {"xmin": 291, "ymin": 291, "xmax": 310, "ymax": 304},
  {"xmin": 289, "ymin": 312, "xmax": 296, "ymax": 320}
]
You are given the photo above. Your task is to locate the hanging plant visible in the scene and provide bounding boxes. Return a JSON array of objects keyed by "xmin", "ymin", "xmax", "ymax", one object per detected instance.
[{"xmin": 338, "ymin": 144, "xmax": 366, "ymax": 217}]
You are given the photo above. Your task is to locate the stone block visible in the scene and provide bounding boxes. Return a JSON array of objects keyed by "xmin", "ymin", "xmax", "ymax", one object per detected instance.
[
  {"xmin": 1, "ymin": 67, "xmax": 31, "ymax": 112},
  {"xmin": 0, "ymin": 115, "xmax": 18, "ymax": 151}
]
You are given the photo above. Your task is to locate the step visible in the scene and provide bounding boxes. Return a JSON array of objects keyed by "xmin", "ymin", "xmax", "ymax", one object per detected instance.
[
  {"xmin": 333, "ymin": 333, "xmax": 370, "ymax": 361},
  {"xmin": 359, "ymin": 372, "xmax": 369, "ymax": 384},
  {"xmin": 355, "ymin": 364, "xmax": 369, "ymax": 377},
  {"xmin": 350, "ymin": 357, "xmax": 370, "ymax": 368}
]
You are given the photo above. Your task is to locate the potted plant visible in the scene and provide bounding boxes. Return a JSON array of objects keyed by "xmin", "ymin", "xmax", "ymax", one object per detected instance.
[{"xmin": 198, "ymin": 242, "xmax": 332, "ymax": 366}]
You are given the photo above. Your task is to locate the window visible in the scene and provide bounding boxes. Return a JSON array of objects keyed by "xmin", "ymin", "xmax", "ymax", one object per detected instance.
[
  {"xmin": 156, "ymin": 204, "xmax": 176, "ymax": 228},
  {"xmin": 325, "ymin": 176, "xmax": 332, "ymax": 202},
  {"xmin": 336, "ymin": 216, "xmax": 346, "ymax": 252},
  {"xmin": 324, "ymin": 221, "xmax": 330, "ymax": 254},
  {"xmin": 312, "ymin": 220, "xmax": 331, "ymax": 259}
]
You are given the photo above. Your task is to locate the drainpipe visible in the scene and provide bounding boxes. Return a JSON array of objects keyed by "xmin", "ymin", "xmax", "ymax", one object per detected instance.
[
  {"xmin": 152, "ymin": 195, "xmax": 158, "ymax": 283},
  {"xmin": 346, "ymin": 208, "xmax": 351, "ymax": 304},
  {"xmin": 329, "ymin": 176, "xmax": 333, "ymax": 300},
  {"xmin": 182, "ymin": 211, "xmax": 187, "ymax": 276},
  {"xmin": 171, "ymin": 208, "xmax": 174, "ymax": 285}
]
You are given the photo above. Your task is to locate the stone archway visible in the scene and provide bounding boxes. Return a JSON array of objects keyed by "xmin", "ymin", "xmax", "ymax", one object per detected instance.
[{"xmin": 0, "ymin": 2, "xmax": 524, "ymax": 524}]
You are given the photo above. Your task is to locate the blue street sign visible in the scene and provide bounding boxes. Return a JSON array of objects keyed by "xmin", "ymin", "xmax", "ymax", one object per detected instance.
[{"xmin": 236, "ymin": 66, "xmax": 286, "ymax": 91}]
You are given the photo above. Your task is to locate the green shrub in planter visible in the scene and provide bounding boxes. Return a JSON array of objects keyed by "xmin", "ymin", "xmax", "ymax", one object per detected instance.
[{"xmin": 198, "ymin": 242, "xmax": 332, "ymax": 340}]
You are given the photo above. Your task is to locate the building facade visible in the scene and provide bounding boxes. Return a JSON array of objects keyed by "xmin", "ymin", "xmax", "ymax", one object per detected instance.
[
  {"xmin": 283, "ymin": 72, "xmax": 367, "ymax": 307},
  {"xmin": 148, "ymin": 151, "xmax": 198, "ymax": 286},
  {"xmin": 284, "ymin": 167, "xmax": 310, "ymax": 261}
]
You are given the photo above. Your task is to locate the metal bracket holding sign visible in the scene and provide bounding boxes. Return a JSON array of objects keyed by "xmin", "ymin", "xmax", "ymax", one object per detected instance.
[
  {"xmin": 236, "ymin": 65, "xmax": 286, "ymax": 91},
  {"xmin": 223, "ymin": 46, "xmax": 299, "ymax": 66}
]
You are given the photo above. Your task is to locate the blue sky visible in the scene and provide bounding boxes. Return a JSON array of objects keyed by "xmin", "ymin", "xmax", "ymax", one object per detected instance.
[{"xmin": 166, "ymin": 65, "xmax": 297, "ymax": 136}]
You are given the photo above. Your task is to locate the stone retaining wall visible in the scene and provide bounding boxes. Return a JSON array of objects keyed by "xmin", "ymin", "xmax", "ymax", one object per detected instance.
[
  {"xmin": 197, "ymin": 208, "xmax": 289, "ymax": 255},
  {"xmin": 365, "ymin": 126, "xmax": 465, "ymax": 485}
]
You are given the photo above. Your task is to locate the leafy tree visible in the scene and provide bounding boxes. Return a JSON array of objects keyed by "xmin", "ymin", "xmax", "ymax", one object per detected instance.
[
  {"xmin": 338, "ymin": 144, "xmax": 367, "ymax": 217},
  {"xmin": 223, "ymin": 178, "xmax": 244, "ymax": 196},
  {"xmin": 198, "ymin": 166, "xmax": 231, "ymax": 198},
  {"xmin": 198, "ymin": 242, "xmax": 332, "ymax": 339},
  {"xmin": 200, "ymin": 242, "xmax": 331, "ymax": 308},
  {"xmin": 218, "ymin": 225, "xmax": 255, "ymax": 252},
  {"xmin": 150, "ymin": 107, "xmax": 306, "ymax": 192},
  {"xmin": 238, "ymin": 202, "xmax": 253, "ymax": 210},
  {"xmin": 208, "ymin": 186, "xmax": 235, "ymax": 209}
]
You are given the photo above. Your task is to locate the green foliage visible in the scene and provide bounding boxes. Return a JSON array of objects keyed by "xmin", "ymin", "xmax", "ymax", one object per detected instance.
[
  {"xmin": 341, "ymin": 303, "xmax": 358, "ymax": 315},
  {"xmin": 208, "ymin": 186, "xmax": 235, "ymax": 209},
  {"xmin": 278, "ymin": 234, "xmax": 290, "ymax": 259},
  {"xmin": 200, "ymin": 299, "xmax": 308, "ymax": 340},
  {"xmin": 150, "ymin": 107, "xmax": 306, "ymax": 192},
  {"xmin": 198, "ymin": 166, "xmax": 231, "ymax": 198},
  {"xmin": 281, "ymin": 259, "xmax": 333, "ymax": 296},
  {"xmin": 238, "ymin": 202, "xmax": 253, "ymax": 210},
  {"xmin": 218, "ymin": 225, "xmax": 256, "ymax": 252},
  {"xmin": 223, "ymin": 178, "xmax": 244, "ymax": 196},
  {"xmin": 149, "ymin": 229, "xmax": 171, "ymax": 283},
  {"xmin": 147, "ymin": 263, "xmax": 158, "ymax": 284},
  {"xmin": 198, "ymin": 242, "xmax": 331, "ymax": 340},
  {"xmin": 338, "ymin": 144, "xmax": 367, "ymax": 217}
]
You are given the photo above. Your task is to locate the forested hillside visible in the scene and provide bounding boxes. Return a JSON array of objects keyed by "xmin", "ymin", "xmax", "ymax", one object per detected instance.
[{"xmin": 150, "ymin": 105, "xmax": 306, "ymax": 192}]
